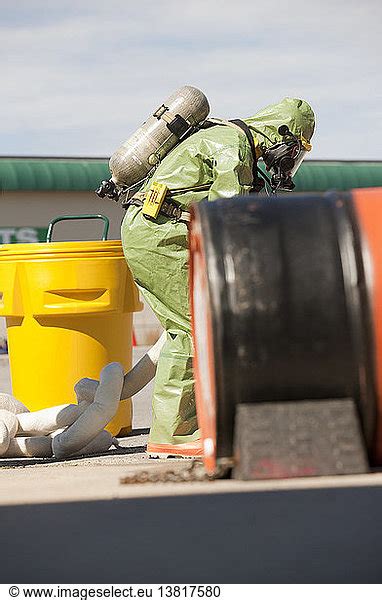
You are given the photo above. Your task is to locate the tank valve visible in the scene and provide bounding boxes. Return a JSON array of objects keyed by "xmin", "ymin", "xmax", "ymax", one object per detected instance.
[{"xmin": 95, "ymin": 179, "xmax": 120, "ymax": 201}]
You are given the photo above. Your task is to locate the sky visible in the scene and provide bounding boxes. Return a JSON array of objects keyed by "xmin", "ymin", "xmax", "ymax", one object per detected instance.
[{"xmin": 1, "ymin": 0, "xmax": 381, "ymax": 160}]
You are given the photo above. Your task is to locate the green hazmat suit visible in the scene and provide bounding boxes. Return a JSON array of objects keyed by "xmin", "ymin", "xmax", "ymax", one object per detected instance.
[{"xmin": 121, "ymin": 97, "xmax": 315, "ymax": 448}]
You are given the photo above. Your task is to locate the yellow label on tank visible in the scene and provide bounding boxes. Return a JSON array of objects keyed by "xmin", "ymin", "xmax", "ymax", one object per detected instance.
[{"xmin": 142, "ymin": 182, "xmax": 168, "ymax": 218}]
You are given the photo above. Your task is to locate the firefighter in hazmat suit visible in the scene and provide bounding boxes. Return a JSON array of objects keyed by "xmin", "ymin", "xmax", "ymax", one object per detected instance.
[{"xmin": 121, "ymin": 97, "xmax": 315, "ymax": 457}]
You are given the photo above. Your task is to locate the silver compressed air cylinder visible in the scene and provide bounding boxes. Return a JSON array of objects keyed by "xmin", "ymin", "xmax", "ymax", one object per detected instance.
[{"xmin": 109, "ymin": 86, "xmax": 210, "ymax": 188}]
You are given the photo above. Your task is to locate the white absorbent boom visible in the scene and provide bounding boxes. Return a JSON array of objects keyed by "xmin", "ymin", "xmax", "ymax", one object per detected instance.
[{"xmin": 0, "ymin": 334, "xmax": 167, "ymax": 459}]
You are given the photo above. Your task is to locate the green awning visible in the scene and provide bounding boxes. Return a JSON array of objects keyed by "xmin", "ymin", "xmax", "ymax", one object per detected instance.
[
  {"xmin": 0, "ymin": 157, "xmax": 381, "ymax": 193},
  {"xmin": 293, "ymin": 161, "xmax": 382, "ymax": 192},
  {"xmin": 0, "ymin": 158, "xmax": 110, "ymax": 192}
]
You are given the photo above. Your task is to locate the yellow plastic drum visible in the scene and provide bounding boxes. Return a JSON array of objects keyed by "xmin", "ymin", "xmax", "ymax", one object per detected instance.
[{"xmin": 0, "ymin": 240, "xmax": 142, "ymax": 436}]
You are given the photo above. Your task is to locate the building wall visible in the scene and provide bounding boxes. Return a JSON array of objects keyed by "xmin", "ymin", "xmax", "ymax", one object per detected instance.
[
  {"xmin": 1, "ymin": 190, "xmax": 124, "ymax": 240},
  {"xmin": 0, "ymin": 190, "xmax": 162, "ymax": 347}
]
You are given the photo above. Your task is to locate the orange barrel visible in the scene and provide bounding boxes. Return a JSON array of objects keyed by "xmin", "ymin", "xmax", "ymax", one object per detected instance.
[
  {"xmin": 352, "ymin": 189, "xmax": 382, "ymax": 461},
  {"xmin": 0, "ymin": 215, "xmax": 142, "ymax": 436},
  {"xmin": 190, "ymin": 189, "xmax": 382, "ymax": 474}
]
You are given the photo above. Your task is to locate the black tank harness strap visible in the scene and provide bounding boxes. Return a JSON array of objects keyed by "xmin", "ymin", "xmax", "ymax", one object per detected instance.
[
  {"xmin": 202, "ymin": 117, "xmax": 265, "ymax": 193},
  {"xmin": 228, "ymin": 119, "xmax": 265, "ymax": 193}
]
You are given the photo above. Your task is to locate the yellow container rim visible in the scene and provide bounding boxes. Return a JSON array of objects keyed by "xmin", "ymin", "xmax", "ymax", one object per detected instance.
[{"xmin": 0, "ymin": 240, "xmax": 124, "ymax": 261}]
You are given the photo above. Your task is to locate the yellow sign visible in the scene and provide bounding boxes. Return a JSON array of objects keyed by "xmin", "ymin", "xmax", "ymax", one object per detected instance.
[{"xmin": 142, "ymin": 182, "xmax": 168, "ymax": 219}]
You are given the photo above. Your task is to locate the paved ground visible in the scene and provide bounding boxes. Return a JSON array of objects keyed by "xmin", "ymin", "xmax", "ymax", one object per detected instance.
[
  {"xmin": 7, "ymin": 350, "xmax": 382, "ymax": 505},
  {"xmin": 2, "ymin": 352, "xmax": 382, "ymax": 582},
  {"xmin": 2, "ymin": 349, "xmax": 382, "ymax": 505}
]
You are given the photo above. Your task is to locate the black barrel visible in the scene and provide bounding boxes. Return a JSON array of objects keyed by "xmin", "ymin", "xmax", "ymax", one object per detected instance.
[{"xmin": 190, "ymin": 192, "xmax": 377, "ymax": 464}]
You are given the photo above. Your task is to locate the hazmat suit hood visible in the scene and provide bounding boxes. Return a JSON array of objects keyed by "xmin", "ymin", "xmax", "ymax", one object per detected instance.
[{"xmin": 244, "ymin": 97, "xmax": 315, "ymax": 151}]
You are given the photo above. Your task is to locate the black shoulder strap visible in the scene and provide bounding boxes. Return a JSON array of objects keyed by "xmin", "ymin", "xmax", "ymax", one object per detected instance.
[
  {"xmin": 229, "ymin": 119, "xmax": 264, "ymax": 193},
  {"xmin": 200, "ymin": 117, "xmax": 265, "ymax": 192}
]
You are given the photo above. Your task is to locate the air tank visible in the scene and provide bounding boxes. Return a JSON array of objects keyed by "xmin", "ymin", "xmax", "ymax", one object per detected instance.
[{"xmin": 109, "ymin": 86, "xmax": 210, "ymax": 189}]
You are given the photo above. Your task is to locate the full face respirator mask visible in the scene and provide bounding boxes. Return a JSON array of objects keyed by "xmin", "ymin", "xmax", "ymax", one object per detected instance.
[{"xmin": 261, "ymin": 125, "xmax": 308, "ymax": 192}]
